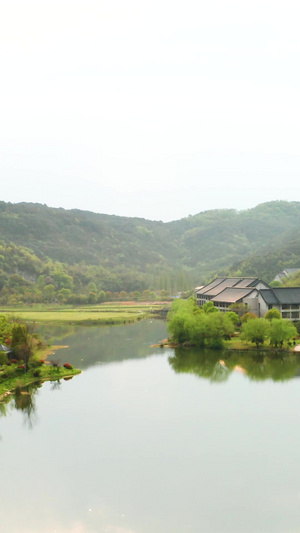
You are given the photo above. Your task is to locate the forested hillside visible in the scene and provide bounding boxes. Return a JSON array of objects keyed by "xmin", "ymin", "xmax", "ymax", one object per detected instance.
[
  {"xmin": 0, "ymin": 200, "xmax": 300, "ymax": 303},
  {"xmin": 228, "ymin": 231, "xmax": 300, "ymax": 282}
]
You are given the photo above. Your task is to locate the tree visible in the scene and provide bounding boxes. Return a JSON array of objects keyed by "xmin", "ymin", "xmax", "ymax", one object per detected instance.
[
  {"xmin": 226, "ymin": 311, "xmax": 239, "ymax": 326},
  {"xmin": 202, "ymin": 301, "xmax": 219, "ymax": 314},
  {"xmin": 269, "ymin": 319, "xmax": 297, "ymax": 348},
  {"xmin": 57, "ymin": 288, "xmax": 71, "ymax": 304},
  {"xmin": 229, "ymin": 303, "xmax": 248, "ymax": 318},
  {"xmin": 241, "ymin": 312, "xmax": 257, "ymax": 323},
  {"xmin": 241, "ymin": 318, "xmax": 270, "ymax": 348},
  {"xmin": 43, "ymin": 284, "xmax": 56, "ymax": 303},
  {"xmin": 10, "ymin": 322, "xmax": 37, "ymax": 371},
  {"xmin": 265, "ymin": 308, "xmax": 281, "ymax": 321},
  {"xmin": 167, "ymin": 298, "xmax": 234, "ymax": 348}
]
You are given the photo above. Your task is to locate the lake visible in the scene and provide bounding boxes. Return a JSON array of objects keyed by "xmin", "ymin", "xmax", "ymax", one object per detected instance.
[{"xmin": 1, "ymin": 319, "xmax": 300, "ymax": 533}]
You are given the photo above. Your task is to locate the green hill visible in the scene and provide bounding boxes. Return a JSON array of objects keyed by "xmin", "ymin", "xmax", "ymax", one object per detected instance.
[{"xmin": 0, "ymin": 200, "xmax": 300, "ymax": 303}]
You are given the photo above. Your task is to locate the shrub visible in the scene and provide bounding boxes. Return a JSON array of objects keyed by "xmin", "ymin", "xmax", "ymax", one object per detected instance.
[
  {"xmin": 241, "ymin": 312, "xmax": 257, "ymax": 323},
  {"xmin": 33, "ymin": 369, "xmax": 41, "ymax": 378},
  {"xmin": 63, "ymin": 363, "xmax": 73, "ymax": 370},
  {"xmin": 29, "ymin": 357, "xmax": 44, "ymax": 369},
  {"xmin": 0, "ymin": 352, "xmax": 8, "ymax": 365}
]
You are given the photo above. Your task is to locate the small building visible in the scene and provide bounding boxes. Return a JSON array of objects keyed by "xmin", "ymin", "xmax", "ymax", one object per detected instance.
[
  {"xmin": 0, "ymin": 344, "xmax": 12, "ymax": 355},
  {"xmin": 273, "ymin": 268, "xmax": 300, "ymax": 283}
]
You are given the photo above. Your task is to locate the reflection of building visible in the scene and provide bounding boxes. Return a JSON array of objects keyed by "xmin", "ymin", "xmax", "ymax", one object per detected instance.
[{"xmin": 196, "ymin": 278, "xmax": 300, "ymax": 321}]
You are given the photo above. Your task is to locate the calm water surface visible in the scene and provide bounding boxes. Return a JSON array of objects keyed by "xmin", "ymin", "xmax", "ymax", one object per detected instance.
[{"xmin": 1, "ymin": 320, "xmax": 300, "ymax": 533}]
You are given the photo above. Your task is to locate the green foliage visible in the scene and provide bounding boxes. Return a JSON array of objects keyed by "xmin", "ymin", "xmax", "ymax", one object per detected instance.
[
  {"xmin": 228, "ymin": 303, "xmax": 248, "ymax": 318},
  {"xmin": 226, "ymin": 311, "xmax": 239, "ymax": 326},
  {"xmin": 0, "ymin": 352, "xmax": 8, "ymax": 365},
  {"xmin": 241, "ymin": 312, "xmax": 257, "ymax": 323},
  {"xmin": 202, "ymin": 301, "xmax": 219, "ymax": 313},
  {"xmin": 269, "ymin": 319, "xmax": 297, "ymax": 348},
  {"xmin": 1, "ymin": 200, "xmax": 300, "ymax": 299},
  {"xmin": 0, "ymin": 314, "xmax": 13, "ymax": 342},
  {"xmin": 265, "ymin": 308, "xmax": 281, "ymax": 320},
  {"xmin": 167, "ymin": 298, "xmax": 234, "ymax": 348},
  {"xmin": 241, "ymin": 318, "xmax": 270, "ymax": 347}
]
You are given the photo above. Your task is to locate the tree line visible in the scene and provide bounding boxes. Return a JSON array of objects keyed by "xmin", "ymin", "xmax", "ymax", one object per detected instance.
[{"xmin": 167, "ymin": 299, "xmax": 298, "ymax": 350}]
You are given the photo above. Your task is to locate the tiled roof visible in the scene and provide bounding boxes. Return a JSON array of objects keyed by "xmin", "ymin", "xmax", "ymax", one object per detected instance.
[
  {"xmin": 284, "ymin": 268, "xmax": 300, "ymax": 275},
  {"xmin": 196, "ymin": 278, "xmax": 225, "ymax": 295},
  {"xmin": 234, "ymin": 278, "xmax": 259, "ymax": 288},
  {"xmin": 259, "ymin": 289, "xmax": 279, "ymax": 305},
  {"xmin": 260, "ymin": 287, "xmax": 300, "ymax": 305},
  {"xmin": 204, "ymin": 278, "xmax": 243, "ymax": 296},
  {"xmin": 211, "ymin": 287, "xmax": 257, "ymax": 303},
  {"xmin": 197, "ymin": 277, "xmax": 262, "ymax": 297}
]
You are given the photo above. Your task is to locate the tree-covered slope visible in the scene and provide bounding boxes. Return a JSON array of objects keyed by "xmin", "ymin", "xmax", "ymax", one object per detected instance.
[
  {"xmin": 228, "ymin": 231, "xmax": 300, "ymax": 283},
  {"xmin": 1, "ymin": 200, "xmax": 300, "ymax": 296}
]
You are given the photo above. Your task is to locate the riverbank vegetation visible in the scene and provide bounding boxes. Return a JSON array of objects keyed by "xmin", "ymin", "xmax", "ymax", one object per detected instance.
[
  {"xmin": 0, "ymin": 314, "xmax": 80, "ymax": 400},
  {"xmin": 167, "ymin": 298, "xmax": 299, "ymax": 351}
]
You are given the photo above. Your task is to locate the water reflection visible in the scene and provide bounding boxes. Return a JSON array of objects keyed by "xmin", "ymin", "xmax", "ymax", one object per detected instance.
[
  {"xmin": 169, "ymin": 347, "xmax": 300, "ymax": 383},
  {"xmin": 39, "ymin": 319, "xmax": 168, "ymax": 369},
  {"xmin": 0, "ymin": 382, "xmax": 40, "ymax": 428},
  {"xmin": 0, "ymin": 378, "xmax": 65, "ymax": 428}
]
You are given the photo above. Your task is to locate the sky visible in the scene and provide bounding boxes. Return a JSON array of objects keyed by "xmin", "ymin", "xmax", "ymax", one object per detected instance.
[{"xmin": 1, "ymin": 0, "xmax": 300, "ymax": 222}]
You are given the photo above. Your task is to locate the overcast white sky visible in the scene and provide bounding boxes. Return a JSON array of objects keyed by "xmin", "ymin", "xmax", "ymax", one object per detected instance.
[{"xmin": 1, "ymin": 0, "xmax": 300, "ymax": 221}]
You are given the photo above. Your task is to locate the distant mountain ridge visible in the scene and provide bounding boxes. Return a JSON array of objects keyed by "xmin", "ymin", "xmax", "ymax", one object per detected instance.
[{"xmin": 0, "ymin": 200, "xmax": 300, "ymax": 299}]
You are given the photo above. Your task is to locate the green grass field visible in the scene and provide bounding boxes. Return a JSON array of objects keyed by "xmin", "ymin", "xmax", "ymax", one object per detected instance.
[{"xmin": 0, "ymin": 302, "xmax": 169, "ymax": 325}]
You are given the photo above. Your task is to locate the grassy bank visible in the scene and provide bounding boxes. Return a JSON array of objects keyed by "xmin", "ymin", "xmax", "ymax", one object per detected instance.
[
  {"xmin": 0, "ymin": 302, "xmax": 170, "ymax": 326},
  {"xmin": 0, "ymin": 364, "xmax": 81, "ymax": 401}
]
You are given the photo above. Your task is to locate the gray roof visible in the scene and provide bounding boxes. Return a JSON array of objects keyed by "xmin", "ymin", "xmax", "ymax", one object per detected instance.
[
  {"xmin": 234, "ymin": 278, "xmax": 259, "ymax": 288},
  {"xmin": 204, "ymin": 278, "xmax": 243, "ymax": 296},
  {"xmin": 260, "ymin": 287, "xmax": 300, "ymax": 305},
  {"xmin": 0, "ymin": 344, "xmax": 11, "ymax": 353},
  {"xmin": 284, "ymin": 268, "xmax": 300, "ymax": 275},
  {"xmin": 197, "ymin": 277, "xmax": 262, "ymax": 297},
  {"xmin": 211, "ymin": 287, "xmax": 257, "ymax": 303},
  {"xmin": 259, "ymin": 289, "xmax": 279, "ymax": 305},
  {"xmin": 196, "ymin": 278, "xmax": 225, "ymax": 295}
]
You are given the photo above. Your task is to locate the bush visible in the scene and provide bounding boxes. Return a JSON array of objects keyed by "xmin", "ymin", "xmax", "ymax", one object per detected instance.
[
  {"xmin": 29, "ymin": 357, "xmax": 44, "ymax": 369},
  {"xmin": 0, "ymin": 352, "xmax": 8, "ymax": 365},
  {"xmin": 295, "ymin": 321, "xmax": 300, "ymax": 335},
  {"xmin": 241, "ymin": 312, "xmax": 257, "ymax": 323},
  {"xmin": 63, "ymin": 363, "xmax": 73, "ymax": 370},
  {"xmin": 33, "ymin": 369, "xmax": 41, "ymax": 378}
]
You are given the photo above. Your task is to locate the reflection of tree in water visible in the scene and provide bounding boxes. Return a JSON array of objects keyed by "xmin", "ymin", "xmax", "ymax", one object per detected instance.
[
  {"xmin": 12, "ymin": 383, "xmax": 40, "ymax": 428},
  {"xmin": 0, "ymin": 377, "xmax": 64, "ymax": 431},
  {"xmin": 169, "ymin": 347, "xmax": 300, "ymax": 383},
  {"xmin": 169, "ymin": 348, "xmax": 231, "ymax": 383}
]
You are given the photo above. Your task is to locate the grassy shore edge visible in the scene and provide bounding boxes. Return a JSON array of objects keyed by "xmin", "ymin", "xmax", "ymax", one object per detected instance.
[{"xmin": 0, "ymin": 367, "xmax": 81, "ymax": 402}]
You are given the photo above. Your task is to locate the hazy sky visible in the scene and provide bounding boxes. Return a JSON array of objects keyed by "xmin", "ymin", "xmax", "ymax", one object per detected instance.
[{"xmin": 1, "ymin": 0, "xmax": 300, "ymax": 221}]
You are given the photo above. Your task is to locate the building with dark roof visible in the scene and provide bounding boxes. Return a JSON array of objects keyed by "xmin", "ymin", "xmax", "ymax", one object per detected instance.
[
  {"xmin": 258, "ymin": 287, "xmax": 300, "ymax": 320},
  {"xmin": 196, "ymin": 278, "xmax": 300, "ymax": 320}
]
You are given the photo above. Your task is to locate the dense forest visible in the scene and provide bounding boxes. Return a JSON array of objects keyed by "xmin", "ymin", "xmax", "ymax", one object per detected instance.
[{"xmin": 0, "ymin": 200, "xmax": 300, "ymax": 304}]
